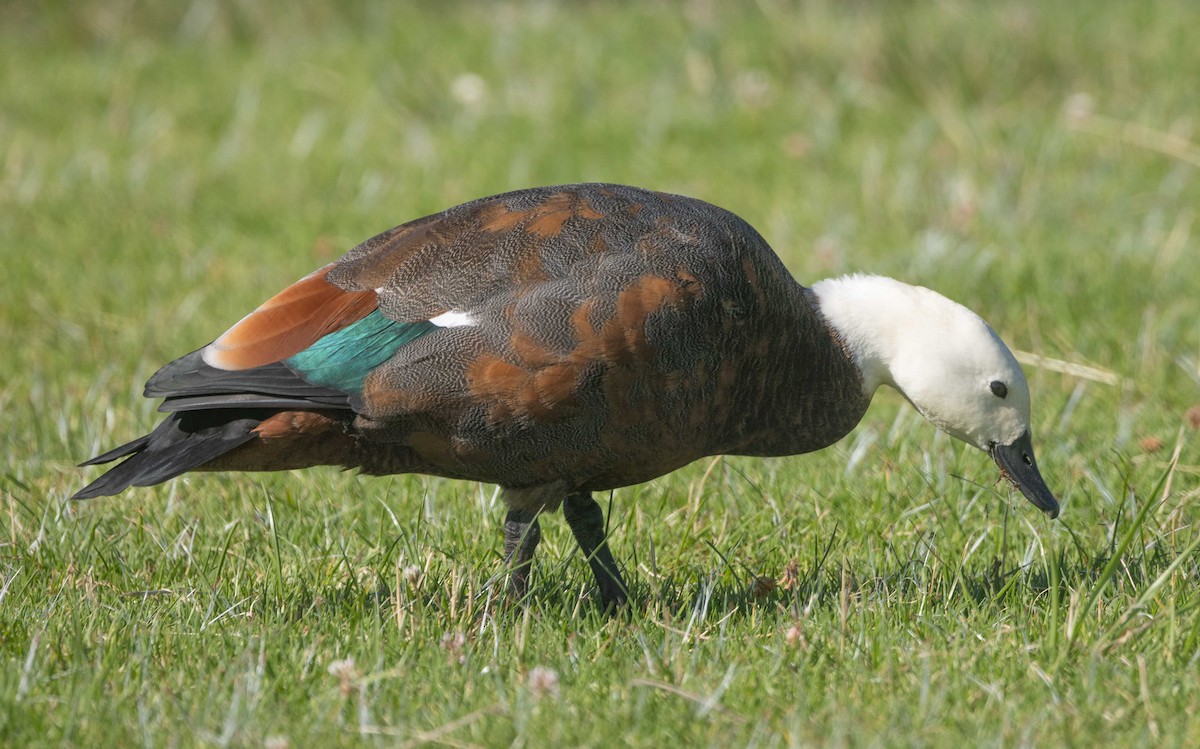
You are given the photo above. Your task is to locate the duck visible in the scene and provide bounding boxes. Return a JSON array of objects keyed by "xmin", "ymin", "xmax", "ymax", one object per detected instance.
[{"xmin": 75, "ymin": 183, "xmax": 1060, "ymax": 608}]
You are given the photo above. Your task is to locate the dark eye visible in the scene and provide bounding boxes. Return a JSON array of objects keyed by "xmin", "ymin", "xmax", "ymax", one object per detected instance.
[{"xmin": 990, "ymin": 381, "xmax": 1008, "ymax": 399}]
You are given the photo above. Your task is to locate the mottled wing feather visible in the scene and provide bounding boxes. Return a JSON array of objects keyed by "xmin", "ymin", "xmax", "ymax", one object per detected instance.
[
  {"xmin": 326, "ymin": 187, "xmax": 625, "ymax": 322},
  {"xmin": 318, "ymin": 187, "xmax": 662, "ymax": 429}
]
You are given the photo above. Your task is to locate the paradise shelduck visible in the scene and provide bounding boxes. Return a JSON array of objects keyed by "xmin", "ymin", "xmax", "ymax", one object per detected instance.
[{"xmin": 75, "ymin": 183, "xmax": 1059, "ymax": 608}]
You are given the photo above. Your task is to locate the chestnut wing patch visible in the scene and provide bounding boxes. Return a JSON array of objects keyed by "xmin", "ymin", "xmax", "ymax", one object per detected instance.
[{"xmin": 203, "ymin": 264, "xmax": 377, "ymax": 371}]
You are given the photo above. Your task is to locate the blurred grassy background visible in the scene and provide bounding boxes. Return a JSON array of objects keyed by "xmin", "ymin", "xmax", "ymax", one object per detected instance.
[{"xmin": 3, "ymin": 1, "xmax": 1200, "ymax": 746}]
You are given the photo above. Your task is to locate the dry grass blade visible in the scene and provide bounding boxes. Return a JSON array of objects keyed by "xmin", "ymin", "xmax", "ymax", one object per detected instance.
[{"xmin": 1013, "ymin": 351, "xmax": 1121, "ymax": 386}]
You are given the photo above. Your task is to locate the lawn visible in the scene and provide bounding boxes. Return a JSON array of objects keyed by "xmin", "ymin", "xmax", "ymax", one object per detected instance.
[{"xmin": 3, "ymin": 1, "xmax": 1200, "ymax": 746}]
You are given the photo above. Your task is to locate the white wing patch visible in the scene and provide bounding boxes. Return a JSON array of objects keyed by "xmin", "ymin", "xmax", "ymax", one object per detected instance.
[{"xmin": 428, "ymin": 310, "xmax": 477, "ymax": 328}]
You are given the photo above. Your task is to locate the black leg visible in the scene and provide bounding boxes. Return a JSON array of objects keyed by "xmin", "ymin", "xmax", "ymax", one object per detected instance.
[
  {"xmin": 563, "ymin": 492, "xmax": 628, "ymax": 609},
  {"xmin": 503, "ymin": 508, "xmax": 541, "ymax": 603}
]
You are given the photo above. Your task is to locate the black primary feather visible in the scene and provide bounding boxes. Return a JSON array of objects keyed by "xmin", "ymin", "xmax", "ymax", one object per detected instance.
[{"xmin": 146, "ymin": 349, "xmax": 351, "ymax": 406}]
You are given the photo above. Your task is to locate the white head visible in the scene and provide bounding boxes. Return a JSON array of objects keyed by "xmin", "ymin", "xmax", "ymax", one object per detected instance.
[{"xmin": 812, "ymin": 274, "xmax": 1058, "ymax": 517}]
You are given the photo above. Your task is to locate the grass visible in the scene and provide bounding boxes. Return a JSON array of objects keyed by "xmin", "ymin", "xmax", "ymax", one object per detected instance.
[{"xmin": 3, "ymin": 0, "xmax": 1200, "ymax": 745}]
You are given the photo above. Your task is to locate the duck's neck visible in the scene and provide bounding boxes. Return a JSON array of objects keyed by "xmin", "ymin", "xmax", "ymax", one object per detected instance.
[
  {"xmin": 806, "ymin": 270, "xmax": 974, "ymax": 400},
  {"xmin": 809, "ymin": 274, "xmax": 943, "ymax": 398}
]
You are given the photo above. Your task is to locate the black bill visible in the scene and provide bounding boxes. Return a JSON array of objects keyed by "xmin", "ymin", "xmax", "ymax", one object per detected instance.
[{"xmin": 990, "ymin": 430, "xmax": 1059, "ymax": 519}]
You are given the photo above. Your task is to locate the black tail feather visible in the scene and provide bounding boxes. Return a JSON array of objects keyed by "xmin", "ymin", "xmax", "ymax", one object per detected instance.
[
  {"xmin": 78, "ymin": 434, "xmax": 151, "ymax": 467},
  {"xmin": 77, "ymin": 345, "xmax": 358, "ymax": 499},
  {"xmin": 72, "ymin": 409, "xmax": 271, "ymax": 500}
]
